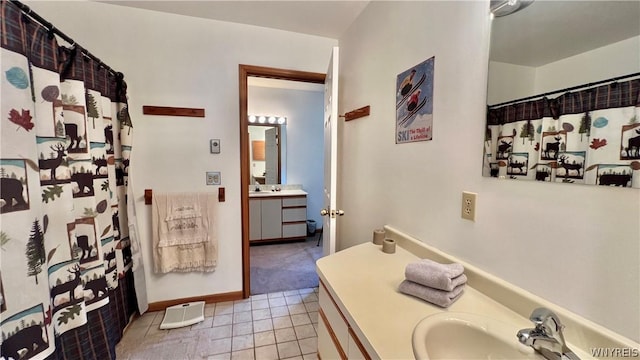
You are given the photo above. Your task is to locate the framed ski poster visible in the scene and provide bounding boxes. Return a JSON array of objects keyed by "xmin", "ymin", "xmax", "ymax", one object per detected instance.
[{"xmin": 396, "ymin": 57, "xmax": 434, "ymax": 144}]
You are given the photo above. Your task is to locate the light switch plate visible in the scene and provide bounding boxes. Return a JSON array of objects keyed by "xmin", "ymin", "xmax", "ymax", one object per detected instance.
[
  {"xmin": 206, "ymin": 171, "xmax": 221, "ymax": 185},
  {"xmin": 210, "ymin": 139, "xmax": 220, "ymax": 154}
]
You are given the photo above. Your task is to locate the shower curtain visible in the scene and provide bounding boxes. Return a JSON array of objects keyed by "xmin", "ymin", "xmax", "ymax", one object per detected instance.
[
  {"xmin": 484, "ymin": 78, "xmax": 640, "ymax": 187},
  {"xmin": 1, "ymin": 2, "xmax": 139, "ymax": 359}
]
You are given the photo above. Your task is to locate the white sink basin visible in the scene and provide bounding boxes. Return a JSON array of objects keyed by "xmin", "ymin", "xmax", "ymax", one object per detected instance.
[{"xmin": 412, "ymin": 312, "xmax": 545, "ymax": 360}]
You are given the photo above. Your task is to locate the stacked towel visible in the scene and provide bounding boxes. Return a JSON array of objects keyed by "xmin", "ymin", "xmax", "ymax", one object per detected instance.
[{"xmin": 399, "ymin": 259, "xmax": 467, "ymax": 308}]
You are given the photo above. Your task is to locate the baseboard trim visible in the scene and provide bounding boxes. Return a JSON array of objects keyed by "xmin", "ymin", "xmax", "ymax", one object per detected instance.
[{"xmin": 147, "ymin": 291, "xmax": 244, "ymax": 312}]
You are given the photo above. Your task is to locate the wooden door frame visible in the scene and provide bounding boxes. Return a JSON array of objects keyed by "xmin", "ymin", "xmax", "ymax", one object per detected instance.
[{"xmin": 239, "ymin": 65, "xmax": 325, "ymax": 297}]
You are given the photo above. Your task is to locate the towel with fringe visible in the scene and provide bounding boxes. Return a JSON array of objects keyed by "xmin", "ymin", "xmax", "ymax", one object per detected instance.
[
  {"xmin": 405, "ymin": 259, "xmax": 467, "ymax": 291},
  {"xmin": 398, "ymin": 280, "xmax": 465, "ymax": 308},
  {"xmin": 152, "ymin": 192, "xmax": 217, "ymax": 273}
]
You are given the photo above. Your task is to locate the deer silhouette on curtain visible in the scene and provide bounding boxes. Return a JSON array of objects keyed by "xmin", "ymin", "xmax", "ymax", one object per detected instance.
[
  {"xmin": 484, "ymin": 78, "xmax": 640, "ymax": 188},
  {"xmin": 1, "ymin": 2, "xmax": 138, "ymax": 359}
]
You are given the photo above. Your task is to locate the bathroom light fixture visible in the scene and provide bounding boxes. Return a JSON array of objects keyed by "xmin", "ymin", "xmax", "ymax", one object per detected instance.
[
  {"xmin": 490, "ymin": 0, "xmax": 534, "ymax": 17},
  {"xmin": 248, "ymin": 115, "xmax": 287, "ymax": 125}
]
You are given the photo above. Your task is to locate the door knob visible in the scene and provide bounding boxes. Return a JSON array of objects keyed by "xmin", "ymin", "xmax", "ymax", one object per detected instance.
[
  {"xmin": 320, "ymin": 208, "xmax": 329, "ymax": 216},
  {"xmin": 333, "ymin": 209, "xmax": 345, "ymax": 217}
]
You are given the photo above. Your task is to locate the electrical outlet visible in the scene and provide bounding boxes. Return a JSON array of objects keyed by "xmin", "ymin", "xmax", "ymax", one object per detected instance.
[{"xmin": 461, "ymin": 191, "xmax": 477, "ymax": 221}]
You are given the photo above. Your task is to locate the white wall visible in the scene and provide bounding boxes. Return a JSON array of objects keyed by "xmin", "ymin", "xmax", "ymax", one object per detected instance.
[
  {"xmin": 488, "ymin": 36, "xmax": 640, "ymax": 103},
  {"xmin": 534, "ymin": 36, "xmax": 640, "ymax": 95},
  {"xmin": 338, "ymin": 0, "xmax": 639, "ymax": 342},
  {"xmin": 26, "ymin": 1, "xmax": 337, "ymax": 303},
  {"xmin": 248, "ymin": 86, "xmax": 325, "ymax": 227},
  {"xmin": 487, "ymin": 62, "xmax": 535, "ymax": 105}
]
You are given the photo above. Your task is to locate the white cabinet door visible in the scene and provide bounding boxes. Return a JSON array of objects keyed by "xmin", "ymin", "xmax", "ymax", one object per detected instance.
[
  {"xmin": 261, "ymin": 198, "xmax": 282, "ymax": 239},
  {"xmin": 249, "ymin": 199, "xmax": 262, "ymax": 241}
]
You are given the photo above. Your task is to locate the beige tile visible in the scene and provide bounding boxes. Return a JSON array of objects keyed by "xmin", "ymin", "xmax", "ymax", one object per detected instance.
[
  {"xmin": 233, "ymin": 311, "xmax": 252, "ymax": 324},
  {"xmin": 285, "ymin": 295, "xmax": 303, "ymax": 305},
  {"xmin": 283, "ymin": 356, "xmax": 303, "ymax": 360},
  {"xmin": 252, "ymin": 308, "xmax": 271, "ymax": 321},
  {"xmin": 277, "ymin": 340, "xmax": 302, "ymax": 358},
  {"xmin": 231, "ymin": 348, "xmax": 254, "ymax": 360},
  {"xmin": 215, "ymin": 302, "xmax": 234, "ymax": 315},
  {"xmin": 251, "ymin": 294, "xmax": 268, "ymax": 301},
  {"xmin": 267, "ymin": 291, "xmax": 284, "ymax": 299},
  {"xmin": 231, "ymin": 334, "xmax": 254, "ymax": 351},
  {"xmin": 191, "ymin": 317, "xmax": 214, "ymax": 330},
  {"xmin": 269, "ymin": 306, "xmax": 289, "ymax": 317},
  {"xmin": 268, "ymin": 297, "xmax": 287, "ymax": 307},
  {"xmin": 272, "ymin": 315, "xmax": 293, "ymax": 330},
  {"xmin": 232, "ymin": 321, "xmax": 253, "ymax": 336},
  {"xmin": 213, "ymin": 314, "xmax": 233, "ymax": 327},
  {"xmin": 303, "ymin": 302, "xmax": 319, "ymax": 313},
  {"xmin": 298, "ymin": 337, "xmax": 317, "ymax": 355},
  {"xmin": 197, "ymin": 325, "xmax": 232, "ymax": 340},
  {"xmin": 254, "ymin": 330, "xmax": 276, "ymax": 347},
  {"xmin": 233, "ymin": 301, "xmax": 252, "ymax": 313},
  {"xmin": 206, "ymin": 353, "xmax": 230, "ymax": 360},
  {"xmin": 195, "ymin": 337, "xmax": 232, "ymax": 357},
  {"xmin": 254, "ymin": 344, "xmax": 279, "ymax": 360},
  {"xmin": 290, "ymin": 313, "xmax": 311, "ymax": 326},
  {"xmin": 308, "ymin": 311, "xmax": 318, "ymax": 324},
  {"xmin": 300, "ymin": 293, "xmax": 318, "ymax": 303},
  {"xmin": 131, "ymin": 311, "xmax": 159, "ymax": 328},
  {"xmin": 253, "ymin": 318, "xmax": 273, "ymax": 333},
  {"xmin": 302, "ymin": 353, "xmax": 317, "ymax": 360},
  {"xmin": 283, "ymin": 290, "xmax": 299, "ymax": 296},
  {"xmin": 287, "ymin": 304, "xmax": 307, "ymax": 315},
  {"xmin": 205, "ymin": 304, "xmax": 217, "ymax": 317},
  {"xmin": 294, "ymin": 324, "xmax": 316, "ymax": 340},
  {"xmin": 251, "ymin": 299, "xmax": 270, "ymax": 310},
  {"xmin": 298, "ymin": 288, "xmax": 315, "ymax": 295},
  {"xmin": 275, "ymin": 327, "xmax": 297, "ymax": 343}
]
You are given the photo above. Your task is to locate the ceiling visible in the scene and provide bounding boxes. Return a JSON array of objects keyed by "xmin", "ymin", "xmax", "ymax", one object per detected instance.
[
  {"xmin": 98, "ymin": 1, "xmax": 639, "ymax": 68},
  {"xmin": 490, "ymin": 0, "xmax": 640, "ymax": 67},
  {"xmin": 98, "ymin": 1, "xmax": 370, "ymax": 39}
]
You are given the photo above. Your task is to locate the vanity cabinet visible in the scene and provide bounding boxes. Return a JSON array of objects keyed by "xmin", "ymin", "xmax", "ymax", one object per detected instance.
[
  {"xmin": 249, "ymin": 193, "xmax": 307, "ymax": 243},
  {"xmin": 317, "ymin": 282, "xmax": 371, "ymax": 360}
]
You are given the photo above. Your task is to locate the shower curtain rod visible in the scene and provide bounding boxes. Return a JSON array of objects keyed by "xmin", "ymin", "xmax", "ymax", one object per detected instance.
[
  {"xmin": 10, "ymin": 0, "xmax": 121, "ymax": 78},
  {"xmin": 488, "ymin": 71, "xmax": 640, "ymax": 109}
]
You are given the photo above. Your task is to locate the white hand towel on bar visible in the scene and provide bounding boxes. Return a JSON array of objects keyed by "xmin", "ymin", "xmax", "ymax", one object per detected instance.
[
  {"xmin": 160, "ymin": 192, "xmax": 207, "ymax": 247},
  {"xmin": 405, "ymin": 259, "xmax": 467, "ymax": 291},
  {"xmin": 152, "ymin": 192, "xmax": 218, "ymax": 273}
]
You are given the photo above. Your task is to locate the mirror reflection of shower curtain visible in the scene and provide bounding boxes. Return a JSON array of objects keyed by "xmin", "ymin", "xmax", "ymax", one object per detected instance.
[
  {"xmin": 484, "ymin": 78, "xmax": 640, "ymax": 188},
  {"xmin": 265, "ymin": 127, "xmax": 279, "ymax": 184}
]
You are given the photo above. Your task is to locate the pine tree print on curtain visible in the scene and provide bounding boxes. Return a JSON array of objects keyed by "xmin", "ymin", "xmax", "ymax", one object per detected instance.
[{"xmin": 1, "ymin": 2, "xmax": 138, "ymax": 359}]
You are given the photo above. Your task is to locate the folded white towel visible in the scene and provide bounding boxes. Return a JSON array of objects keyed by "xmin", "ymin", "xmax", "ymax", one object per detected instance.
[
  {"xmin": 405, "ymin": 259, "xmax": 467, "ymax": 291},
  {"xmin": 398, "ymin": 280, "xmax": 465, "ymax": 308}
]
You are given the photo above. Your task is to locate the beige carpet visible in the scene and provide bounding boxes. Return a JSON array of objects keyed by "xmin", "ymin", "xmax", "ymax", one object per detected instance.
[{"xmin": 250, "ymin": 234, "xmax": 323, "ymax": 295}]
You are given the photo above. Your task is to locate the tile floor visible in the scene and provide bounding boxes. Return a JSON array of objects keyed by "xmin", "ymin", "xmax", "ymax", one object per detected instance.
[{"xmin": 116, "ymin": 288, "xmax": 320, "ymax": 360}]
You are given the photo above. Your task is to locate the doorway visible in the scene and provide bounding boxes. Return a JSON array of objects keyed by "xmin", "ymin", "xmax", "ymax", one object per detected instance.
[{"xmin": 239, "ymin": 65, "xmax": 325, "ymax": 297}]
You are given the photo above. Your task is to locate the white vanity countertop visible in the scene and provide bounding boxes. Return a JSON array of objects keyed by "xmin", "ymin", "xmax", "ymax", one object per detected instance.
[
  {"xmin": 248, "ymin": 189, "xmax": 308, "ymax": 198},
  {"xmin": 316, "ymin": 242, "xmax": 533, "ymax": 359},
  {"xmin": 316, "ymin": 240, "xmax": 603, "ymax": 360}
]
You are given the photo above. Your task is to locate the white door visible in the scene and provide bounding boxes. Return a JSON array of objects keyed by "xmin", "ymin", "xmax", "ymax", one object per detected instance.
[
  {"xmin": 265, "ymin": 127, "xmax": 278, "ymax": 184},
  {"xmin": 322, "ymin": 47, "xmax": 342, "ymax": 256}
]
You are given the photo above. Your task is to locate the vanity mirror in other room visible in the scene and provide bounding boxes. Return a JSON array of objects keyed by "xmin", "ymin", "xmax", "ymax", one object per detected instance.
[
  {"xmin": 249, "ymin": 123, "xmax": 284, "ymax": 185},
  {"xmin": 484, "ymin": 0, "xmax": 640, "ymax": 188}
]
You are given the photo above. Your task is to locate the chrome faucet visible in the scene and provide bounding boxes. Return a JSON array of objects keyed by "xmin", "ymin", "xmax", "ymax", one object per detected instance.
[{"xmin": 517, "ymin": 307, "xmax": 580, "ymax": 360}]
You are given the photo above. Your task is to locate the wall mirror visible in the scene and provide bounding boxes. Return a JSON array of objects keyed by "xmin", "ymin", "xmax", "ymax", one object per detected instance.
[
  {"xmin": 484, "ymin": 1, "xmax": 640, "ymax": 188},
  {"xmin": 248, "ymin": 124, "xmax": 284, "ymax": 185}
]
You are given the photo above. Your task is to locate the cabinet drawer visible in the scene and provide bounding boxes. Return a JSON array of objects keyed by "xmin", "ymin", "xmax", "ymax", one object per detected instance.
[
  {"xmin": 282, "ymin": 223, "xmax": 306, "ymax": 238},
  {"xmin": 282, "ymin": 196, "xmax": 306, "ymax": 207},
  {"xmin": 319, "ymin": 284, "xmax": 349, "ymax": 352},
  {"xmin": 282, "ymin": 207, "xmax": 306, "ymax": 222}
]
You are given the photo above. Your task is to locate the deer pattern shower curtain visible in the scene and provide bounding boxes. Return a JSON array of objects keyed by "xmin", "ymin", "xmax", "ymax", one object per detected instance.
[
  {"xmin": 484, "ymin": 78, "xmax": 640, "ymax": 187},
  {"xmin": 1, "ymin": 3, "xmax": 137, "ymax": 359}
]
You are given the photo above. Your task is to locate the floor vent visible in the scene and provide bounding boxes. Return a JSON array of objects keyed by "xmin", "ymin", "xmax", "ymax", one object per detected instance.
[{"xmin": 159, "ymin": 301, "xmax": 205, "ymax": 330}]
